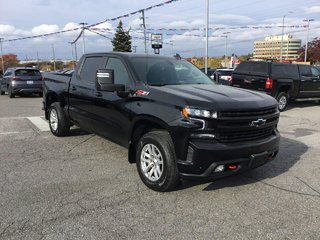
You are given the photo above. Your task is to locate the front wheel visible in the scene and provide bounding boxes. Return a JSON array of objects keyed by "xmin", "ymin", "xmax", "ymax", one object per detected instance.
[
  {"xmin": 0, "ymin": 85, "xmax": 4, "ymax": 95},
  {"xmin": 48, "ymin": 102, "xmax": 70, "ymax": 136},
  {"xmin": 277, "ymin": 92, "xmax": 289, "ymax": 112},
  {"xmin": 136, "ymin": 130, "xmax": 180, "ymax": 192}
]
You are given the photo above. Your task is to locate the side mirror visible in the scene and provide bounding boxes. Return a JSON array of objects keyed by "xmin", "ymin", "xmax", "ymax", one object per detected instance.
[
  {"xmin": 96, "ymin": 69, "xmax": 125, "ymax": 92},
  {"xmin": 96, "ymin": 69, "xmax": 114, "ymax": 90}
]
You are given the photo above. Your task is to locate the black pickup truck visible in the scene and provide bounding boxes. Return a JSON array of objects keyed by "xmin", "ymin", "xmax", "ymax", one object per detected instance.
[
  {"xmin": 232, "ymin": 61, "xmax": 320, "ymax": 111},
  {"xmin": 43, "ymin": 52, "xmax": 280, "ymax": 191}
]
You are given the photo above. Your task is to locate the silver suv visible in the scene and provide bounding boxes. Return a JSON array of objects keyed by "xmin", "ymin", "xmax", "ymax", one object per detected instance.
[{"xmin": 0, "ymin": 67, "xmax": 43, "ymax": 98}]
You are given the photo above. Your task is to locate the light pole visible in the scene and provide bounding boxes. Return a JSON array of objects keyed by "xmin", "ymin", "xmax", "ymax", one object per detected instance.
[
  {"xmin": 205, "ymin": 0, "xmax": 209, "ymax": 74},
  {"xmin": 79, "ymin": 22, "xmax": 88, "ymax": 55},
  {"xmin": 0, "ymin": 38, "xmax": 4, "ymax": 74},
  {"xmin": 280, "ymin": 12, "xmax": 293, "ymax": 62},
  {"xmin": 303, "ymin": 19, "xmax": 314, "ymax": 63},
  {"xmin": 223, "ymin": 32, "xmax": 230, "ymax": 67}
]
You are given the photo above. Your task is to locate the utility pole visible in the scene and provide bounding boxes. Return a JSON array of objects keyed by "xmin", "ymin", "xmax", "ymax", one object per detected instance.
[
  {"xmin": 303, "ymin": 19, "xmax": 314, "ymax": 63},
  {"xmin": 223, "ymin": 32, "xmax": 230, "ymax": 68},
  {"xmin": 79, "ymin": 22, "xmax": 88, "ymax": 55},
  {"xmin": 0, "ymin": 38, "xmax": 5, "ymax": 74},
  {"xmin": 52, "ymin": 44, "xmax": 56, "ymax": 71},
  {"xmin": 69, "ymin": 42, "xmax": 75, "ymax": 69},
  {"xmin": 36, "ymin": 51, "xmax": 39, "ymax": 69},
  {"xmin": 74, "ymin": 42, "xmax": 78, "ymax": 62},
  {"xmin": 140, "ymin": 10, "xmax": 147, "ymax": 54},
  {"xmin": 205, "ymin": 0, "xmax": 209, "ymax": 74}
]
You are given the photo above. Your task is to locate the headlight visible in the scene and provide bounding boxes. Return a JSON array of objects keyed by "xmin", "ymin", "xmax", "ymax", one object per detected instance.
[
  {"xmin": 182, "ymin": 107, "xmax": 218, "ymax": 119},
  {"xmin": 11, "ymin": 80, "xmax": 16, "ymax": 86}
]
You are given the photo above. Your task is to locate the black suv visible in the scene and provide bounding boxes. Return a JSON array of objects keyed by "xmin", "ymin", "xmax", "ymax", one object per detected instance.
[
  {"xmin": 231, "ymin": 61, "xmax": 320, "ymax": 111},
  {"xmin": 0, "ymin": 67, "xmax": 43, "ymax": 98}
]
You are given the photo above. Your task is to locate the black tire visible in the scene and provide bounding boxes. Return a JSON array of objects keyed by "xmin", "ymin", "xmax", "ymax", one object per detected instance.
[
  {"xmin": 136, "ymin": 130, "xmax": 180, "ymax": 192},
  {"xmin": 0, "ymin": 85, "xmax": 4, "ymax": 95},
  {"xmin": 276, "ymin": 92, "xmax": 288, "ymax": 112},
  {"xmin": 8, "ymin": 87, "xmax": 15, "ymax": 98},
  {"xmin": 48, "ymin": 102, "xmax": 70, "ymax": 137}
]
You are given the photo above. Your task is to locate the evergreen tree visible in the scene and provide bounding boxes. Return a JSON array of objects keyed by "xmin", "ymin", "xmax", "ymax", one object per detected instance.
[{"xmin": 111, "ymin": 21, "xmax": 132, "ymax": 52}]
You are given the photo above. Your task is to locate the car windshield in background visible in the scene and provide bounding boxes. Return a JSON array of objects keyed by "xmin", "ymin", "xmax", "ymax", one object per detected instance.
[
  {"xmin": 130, "ymin": 57, "xmax": 213, "ymax": 86},
  {"xmin": 15, "ymin": 69, "xmax": 41, "ymax": 76}
]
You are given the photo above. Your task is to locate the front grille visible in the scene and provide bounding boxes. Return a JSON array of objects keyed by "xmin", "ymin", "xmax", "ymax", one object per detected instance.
[
  {"xmin": 218, "ymin": 126, "xmax": 275, "ymax": 143},
  {"xmin": 219, "ymin": 107, "xmax": 278, "ymax": 118}
]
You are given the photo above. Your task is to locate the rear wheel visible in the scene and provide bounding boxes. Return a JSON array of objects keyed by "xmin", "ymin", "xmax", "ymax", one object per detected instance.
[
  {"xmin": 136, "ymin": 130, "xmax": 180, "ymax": 192},
  {"xmin": 8, "ymin": 87, "xmax": 15, "ymax": 98},
  {"xmin": 277, "ymin": 92, "xmax": 288, "ymax": 112},
  {"xmin": 48, "ymin": 102, "xmax": 70, "ymax": 136},
  {"xmin": 0, "ymin": 86, "xmax": 4, "ymax": 95}
]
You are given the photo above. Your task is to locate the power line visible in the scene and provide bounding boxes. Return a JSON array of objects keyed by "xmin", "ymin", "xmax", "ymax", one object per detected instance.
[{"xmin": 3, "ymin": 0, "xmax": 182, "ymax": 43}]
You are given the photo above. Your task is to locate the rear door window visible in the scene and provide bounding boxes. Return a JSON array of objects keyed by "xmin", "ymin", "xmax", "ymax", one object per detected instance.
[
  {"xmin": 79, "ymin": 56, "xmax": 104, "ymax": 84},
  {"xmin": 271, "ymin": 64, "xmax": 299, "ymax": 79},
  {"xmin": 234, "ymin": 62, "xmax": 269, "ymax": 76}
]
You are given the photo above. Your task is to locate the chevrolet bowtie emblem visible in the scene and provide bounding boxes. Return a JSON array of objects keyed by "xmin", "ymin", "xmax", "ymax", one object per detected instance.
[{"xmin": 250, "ymin": 118, "xmax": 266, "ymax": 127}]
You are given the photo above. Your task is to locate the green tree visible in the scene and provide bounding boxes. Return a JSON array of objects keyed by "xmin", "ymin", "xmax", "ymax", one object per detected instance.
[{"xmin": 111, "ymin": 21, "xmax": 132, "ymax": 52}]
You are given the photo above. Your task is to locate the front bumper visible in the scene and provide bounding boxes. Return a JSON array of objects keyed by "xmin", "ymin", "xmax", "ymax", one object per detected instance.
[{"xmin": 177, "ymin": 130, "xmax": 280, "ymax": 179}]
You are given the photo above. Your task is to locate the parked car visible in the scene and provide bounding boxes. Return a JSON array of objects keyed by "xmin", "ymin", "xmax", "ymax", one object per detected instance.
[
  {"xmin": 0, "ymin": 67, "xmax": 43, "ymax": 98},
  {"xmin": 43, "ymin": 53, "xmax": 280, "ymax": 192},
  {"xmin": 200, "ymin": 67, "xmax": 216, "ymax": 79},
  {"xmin": 213, "ymin": 68, "xmax": 234, "ymax": 85},
  {"xmin": 231, "ymin": 61, "xmax": 320, "ymax": 111}
]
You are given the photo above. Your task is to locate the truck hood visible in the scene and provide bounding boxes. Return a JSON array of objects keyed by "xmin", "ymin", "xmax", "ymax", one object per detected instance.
[{"xmin": 149, "ymin": 84, "xmax": 278, "ymax": 111}]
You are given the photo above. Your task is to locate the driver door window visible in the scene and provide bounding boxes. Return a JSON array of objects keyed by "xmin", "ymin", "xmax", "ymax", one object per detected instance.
[{"xmin": 105, "ymin": 58, "xmax": 129, "ymax": 85}]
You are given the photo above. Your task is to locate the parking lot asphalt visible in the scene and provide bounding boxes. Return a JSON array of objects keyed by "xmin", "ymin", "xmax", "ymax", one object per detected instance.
[{"xmin": 0, "ymin": 95, "xmax": 319, "ymax": 240}]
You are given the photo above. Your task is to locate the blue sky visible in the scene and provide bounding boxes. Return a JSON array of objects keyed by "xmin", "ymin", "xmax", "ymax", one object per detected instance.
[{"xmin": 0, "ymin": 0, "xmax": 319, "ymax": 61}]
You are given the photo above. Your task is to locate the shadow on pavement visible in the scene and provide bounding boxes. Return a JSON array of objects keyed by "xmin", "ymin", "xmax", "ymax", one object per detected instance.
[
  {"xmin": 175, "ymin": 136, "xmax": 308, "ymax": 191},
  {"xmin": 286, "ymin": 100, "xmax": 320, "ymax": 111}
]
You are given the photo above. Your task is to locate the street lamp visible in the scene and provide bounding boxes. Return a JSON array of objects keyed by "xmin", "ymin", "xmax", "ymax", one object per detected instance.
[
  {"xmin": 222, "ymin": 32, "xmax": 230, "ymax": 67},
  {"xmin": 280, "ymin": 12, "xmax": 293, "ymax": 62},
  {"xmin": 303, "ymin": 19, "xmax": 314, "ymax": 63}
]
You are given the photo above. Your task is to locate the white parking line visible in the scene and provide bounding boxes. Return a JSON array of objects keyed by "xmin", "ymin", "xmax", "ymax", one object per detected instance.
[
  {"xmin": 27, "ymin": 117, "xmax": 50, "ymax": 132},
  {"xmin": 0, "ymin": 131, "xmax": 35, "ymax": 135}
]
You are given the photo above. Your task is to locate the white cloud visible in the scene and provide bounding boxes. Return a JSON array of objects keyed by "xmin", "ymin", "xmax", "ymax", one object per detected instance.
[
  {"xmin": 0, "ymin": 24, "xmax": 16, "ymax": 34},
  {"xmin": 305, "ymin": 6, "xmax": 320, "ymax": 14},
  {"xmin": 211, "ymin": 14, "xmax": 254, "ymax": 24},
  {"xmin": 32, "ymin": 24, "xmax": 59, "ymax": 35}
]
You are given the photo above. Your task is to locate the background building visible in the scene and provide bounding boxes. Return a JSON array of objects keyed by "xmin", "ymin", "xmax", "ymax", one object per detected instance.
[{"xmin": 253, "ymin": 35, "xmax": 301, "ymax": 61}]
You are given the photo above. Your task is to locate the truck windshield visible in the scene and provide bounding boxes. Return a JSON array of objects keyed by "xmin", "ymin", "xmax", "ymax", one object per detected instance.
[{"xmin": 129, "ymin": 57, "xmax": 214, "ymax": 86}]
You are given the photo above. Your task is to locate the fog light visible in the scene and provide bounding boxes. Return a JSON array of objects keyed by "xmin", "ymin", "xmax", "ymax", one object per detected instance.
[{"xmin": 214, "ymin": 165, "xmax": 225, "ymax": 172}]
